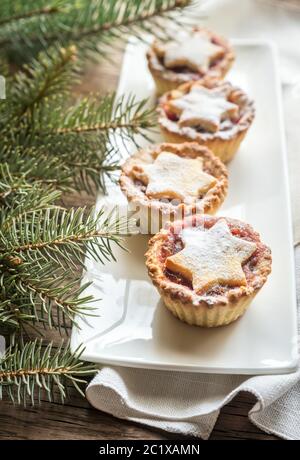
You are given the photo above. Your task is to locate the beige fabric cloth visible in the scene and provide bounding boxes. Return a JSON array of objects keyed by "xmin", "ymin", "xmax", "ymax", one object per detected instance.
[{"xmin": 87, "ymin": 0, "xmax": 300, "ymax": 439}]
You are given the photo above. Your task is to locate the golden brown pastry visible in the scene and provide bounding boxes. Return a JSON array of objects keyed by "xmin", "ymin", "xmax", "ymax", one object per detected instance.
[
  {"xmin": 146, "ymin": 215, "xmax": 272, "ymax": 327},
  {"xmin": 147, "ymin": 27, "xmax": 235, "ymax": 95},
  {"xmin": 158, "ymin": 81, "xmax": 255, "ymax": 163},
  {"xmin": 119, "ymin": 143, "xmax": 228, "ymax": 234}
]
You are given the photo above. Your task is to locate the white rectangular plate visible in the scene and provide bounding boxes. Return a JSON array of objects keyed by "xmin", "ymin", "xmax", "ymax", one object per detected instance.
[{"xmin": 71, "ymin": 38, "xmax": 298, "ymax": 375}]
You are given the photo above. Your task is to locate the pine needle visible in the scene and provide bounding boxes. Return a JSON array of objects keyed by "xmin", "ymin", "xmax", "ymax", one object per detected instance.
[
  {"xmin": 0, "ymin": 0, "xmax": 194, "ymax": 405},
  {"xmin": 0, "ymin": 340, "xmax": 96, "ymax": 405},
  {"xmin": 0, "ymin": 1, "xmax": 194, "ymax": 60}
]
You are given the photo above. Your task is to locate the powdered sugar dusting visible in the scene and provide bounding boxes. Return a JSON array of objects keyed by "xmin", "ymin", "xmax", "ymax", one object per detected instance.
[
  {"xmin": 166, "ymin": 219, "xmax": 257, "ymax": 294},
  {"xmin": 164, "ymin": 32, "xmax": 224, "ymax": 74},
  {"xmin": 141, "ymin": 152, "xmax": 216, "ymax": 203},
  {"xmin": 169, "ymin": 86, "xmax": 239, "ymax": 133}
]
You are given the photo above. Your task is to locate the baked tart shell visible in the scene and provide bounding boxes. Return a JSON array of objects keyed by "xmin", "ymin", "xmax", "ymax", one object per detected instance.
[
  {"xmin": 119, "ymin": 143, "xmax": 228, "ymax": 234},
  {"xmin": 145, "ymin": 215, "xmax": 272, "ymax": 327},
  {"xmin": 147, "ymin": 27, "xmax": 235, "ymax": 96},
  {"xmin": 158, "ymin": 81, "xmax": 255, "ymax": 163}
]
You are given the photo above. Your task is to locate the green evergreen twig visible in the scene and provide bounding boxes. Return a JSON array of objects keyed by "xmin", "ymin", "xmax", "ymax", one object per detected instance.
[
  {"xmin": 0, "ymin": 0, "xmax": 193, "ymax": 405},
  {"xmin": 0, "ymin": 340, "xmax": 96, "ymax": 405},
  {"xmin": 0, "ymin": 1, "xmax": 193, "ymax": 60}
]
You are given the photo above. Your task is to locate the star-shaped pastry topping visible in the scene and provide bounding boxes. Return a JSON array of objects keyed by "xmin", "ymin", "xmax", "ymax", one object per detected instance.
[
  {"xmin": 134, "ymin": 152, "xmax": 217, "ymax": 203},
  {"xmin": 169, "ymin": 86, "xmax": 239, "ymax": 133},
  {"xmin": 166, "ymin": 219, "xmax": 257, "ymax": 294},
  {"xmin": 163, "ymin": 32, "xmax": 225, "ymax": 74}
]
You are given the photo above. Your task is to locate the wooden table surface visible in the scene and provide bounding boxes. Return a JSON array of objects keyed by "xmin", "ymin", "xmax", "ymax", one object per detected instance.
[{"xmin": 0, "ymin": 55, "xmax": 279, "ymax": 441}]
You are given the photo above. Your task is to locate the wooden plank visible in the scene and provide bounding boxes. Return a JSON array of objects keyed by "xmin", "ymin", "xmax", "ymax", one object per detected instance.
[{"xmin": 0, "ymin": 390, "xmax": 278, "ymax": 440}]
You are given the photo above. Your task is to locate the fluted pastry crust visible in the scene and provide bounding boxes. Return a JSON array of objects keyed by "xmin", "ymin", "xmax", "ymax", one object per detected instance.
[
  {"xmin": 145, "ymin": 215, "xmax": 272, "ymax": 327},
  {"xmin": 158, "ymin": 81, "xmax": 255, "ymax": 163},
  {"xmin": 119, "ymin": 143, "xmax": 228, "ymax": 234},
  {"xmin": 147, "ymin": 27, "xmax": 235, "ymax": 95}
]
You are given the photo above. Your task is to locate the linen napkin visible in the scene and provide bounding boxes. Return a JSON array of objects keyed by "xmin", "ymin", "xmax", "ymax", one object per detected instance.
[
  {"xmin": 86, "ymin": 0, "xmax": 300, "ymax": 439},
  {"xmin": 87, "ymin": 248, "xmax": 300, "ymax": 440}
]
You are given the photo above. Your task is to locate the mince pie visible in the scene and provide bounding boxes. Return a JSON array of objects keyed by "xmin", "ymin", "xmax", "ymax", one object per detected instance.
[
  {"xmin": 158, "ymin": 81, "xmax": 255, "ymax": 163},
  {"xmin": 147, "ymin": 27, "xmax": 235, "ymax": 95},
  {"xmin": 119, "ymin": 143, "xmax": 228, "ymax": 234},
  {"xmin": 145, "ymin": 215, "xmax": 272, "ymax": 327}
]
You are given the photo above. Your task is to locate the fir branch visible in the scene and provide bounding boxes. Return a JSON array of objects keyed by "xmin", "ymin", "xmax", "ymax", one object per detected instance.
[
  {"xmin": 2, "ymin": 45, "xmax": 77, "ymax": 124},
  {"xmin": 50, "ymin": 93, "xmax": 156, "ymax": 138},
  {"xmin": 61, "ymin": 0, "xmax": 193, "ymax": 49},
  {"xmin": 0, "ymin": 340, "xmax": 96, "ymax": 404},
  {"xmin": 0, "ymin": 163, "xmax": 60, "ymax": 230},
  {"xmin": 0, "ymin": 0, "xmax": 186, "ymax": 406},
  {"xmin": 0, "ymin": 5, "xmax": 62, "ymax": 28},
  {"xmin": 0, "ymin": 145, "xmax": 74, "ymax": 192},
  {"xmin": 0, "ymin": 207, "xmax": 127, "ymax": 269},
  {"xmin": 0, "ymin": 0, "xmax": 72, "ymax": 52},
  {"xmin": 0, "ymin": 296, "xmax": 36, "ymax": 330},
  {"xmin": 64, "ymin": 142, "xmax": 120, "ymax": 194},
  {"xmin": 28, "ymin": 92, "xmax": 157, "ymax": 146},
  {"xmin": 1, "ymin": 134, "xmax": 115, "ymax": 195},
  {"xmin": 0, "ymin": 187, "xmax": 59, "ymax": 233},
  {"xmin": 0, "ymin": 0, "xmax": 66, "ymax": 22},
  {"xmin": 25, "ymin": 93, "xmax": 156, "ymax": 192},
  {"xmin": 0, "ymin": 163, "xmax": 32, "ymax": 200},
  {"xmin": 1, "ymin": 138, "xmax": 117, "ymax": 195},
  {"xmin": 1, "ymin": 75, "xmax": 156, "ymax": 194},
  {"xmin": 0, "ymin": 264, "xmax": 95, "ymax": 332},
  {"xmin": 0, "ymin": 0, "xmax": 194, "ymax": 59}
]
